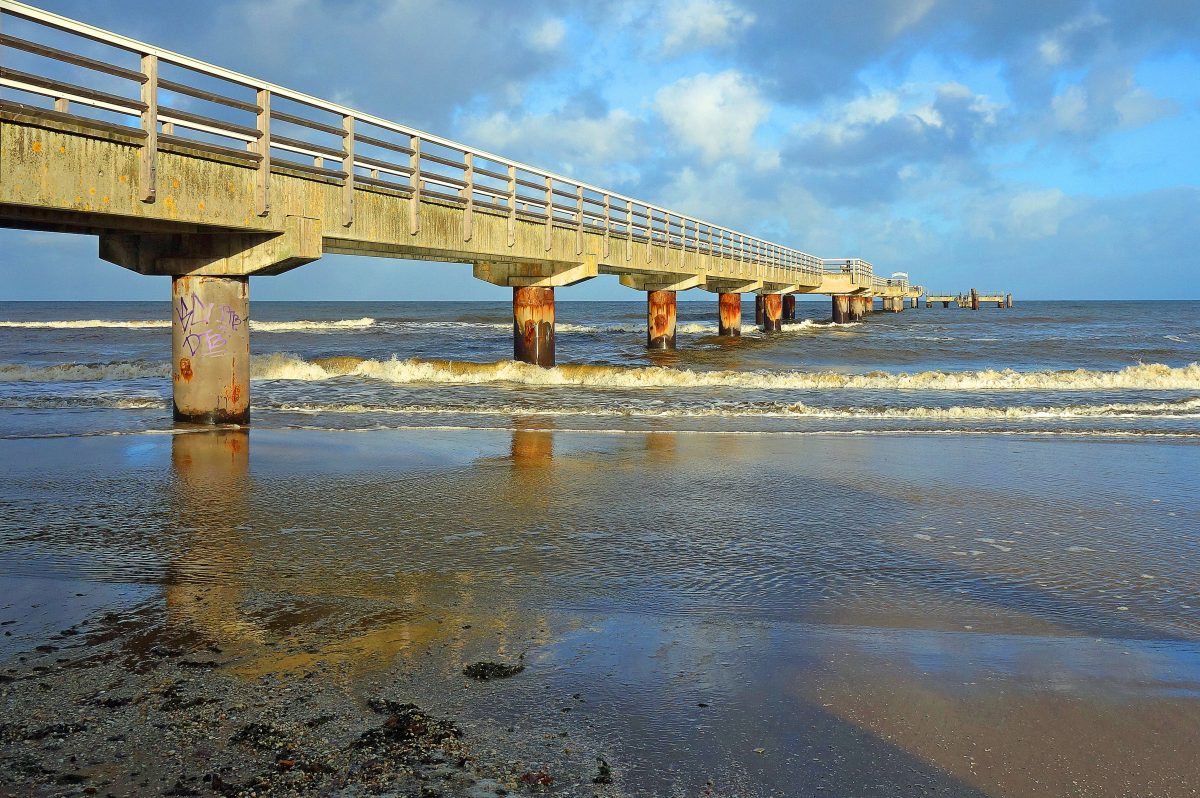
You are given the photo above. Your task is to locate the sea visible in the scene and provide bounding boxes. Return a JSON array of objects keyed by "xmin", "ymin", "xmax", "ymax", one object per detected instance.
[{"xmin": 2, "ymin": 298, "xmax": 1199, "ymax": 796}]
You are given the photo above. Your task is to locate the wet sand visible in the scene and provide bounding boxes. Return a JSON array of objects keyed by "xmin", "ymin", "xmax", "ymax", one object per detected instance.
[{"xmin": 1, "ymin": 427, "xmax": 1198, "ymax": 796}]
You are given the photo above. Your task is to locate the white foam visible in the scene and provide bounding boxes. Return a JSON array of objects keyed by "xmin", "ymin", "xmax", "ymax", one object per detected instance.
[
  {"xmin": 0, "ymin": 319, "xmax": 169, "ymax": 329},
  {"xmin": 248, "ymin": 354, "xmax": 1200, "ymax": 392},
  {"xmin": 0, "ymin": 318, "xmax": 375, "ymax": 332}
]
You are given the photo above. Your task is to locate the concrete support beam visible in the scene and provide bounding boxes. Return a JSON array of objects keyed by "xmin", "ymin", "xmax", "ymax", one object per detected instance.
[
  {"xmin": 718, "ymin": 292, "xmax": 741, "ymax": 337},
  {"xmin": 101, "ymin": 215, "xmax": 322, "ymax": 276},
  {"xmin": 513, "ymin": 286, "xmax": 555, "ymax": 367},
  {"xmin": 832, "ymin": 295, "xmax": 851, "ymax": 324},
  {"xmin": 172, "ymin": 275, "xmax": 250, "ymax": 425},
  {"xmin": 619, "ymin": 273, "xmax": 703, "ymax": 293},
  {"xmin": 647, "ymin": 290, "xmax": 677, "ymax": 350},
  {"xmin": 761, "ymin": 294, "xmax": 782, "ymax": 332},
  {"xmin": 782, "ymin": 294, "xmax": 796, "ymax": 322},
  {"xmin": 475, "ymin": 259, "xmax": 595, "ymax": 288}
]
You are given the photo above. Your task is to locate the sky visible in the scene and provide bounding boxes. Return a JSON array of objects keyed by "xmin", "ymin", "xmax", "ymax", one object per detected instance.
[{"xmin": 2, "ymin": 0, "xmax": 1198, "ymax": 301}]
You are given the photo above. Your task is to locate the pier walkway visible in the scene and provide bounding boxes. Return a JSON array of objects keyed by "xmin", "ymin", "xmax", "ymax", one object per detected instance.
[{"xmin": 2, "ymin": 1, "xmax": 931, "ymax": 423}]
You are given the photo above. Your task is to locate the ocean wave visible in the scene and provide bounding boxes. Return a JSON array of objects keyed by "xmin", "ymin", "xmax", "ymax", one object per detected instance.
[
  {"xmin": 8, "ymin": 354, "xmax": 1200, "ymax": 392},
  {"xmin": 251, "ymin": 354, "xmax": 1200, "ymax": 391},
  {"xmin": 251, "ymin": 317, "xmax": 375, "ymax": 332},
  {"xmin": 0, "ymin": 396, "xmax": 164, "ymax": 410},
  {"xmin": 0, "ymin": 318, "xmax": 375, "ymax": 332},
  {"xmin": 0, "ymin": 361, "xmax": 165, "ymax": 382},
  {"xmin": 267, "ymin": 397, "xmax": 1200, "ymax": 420}
]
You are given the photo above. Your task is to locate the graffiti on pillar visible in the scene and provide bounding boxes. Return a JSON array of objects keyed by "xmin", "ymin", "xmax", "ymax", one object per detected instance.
[{"xmin": 176, "ymin": 292, "xmax": 244, "ymax": 358}]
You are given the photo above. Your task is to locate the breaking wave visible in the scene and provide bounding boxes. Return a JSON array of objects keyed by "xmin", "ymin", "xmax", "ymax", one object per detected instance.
[
  {"xmin": 6, "ymin": 354, "xmax": 1199, "ymax": 392},
  {"xmin": 251, "ymin": 355, "xmax": 1200, "ymax": 391},
  {"xmin": 250, "ymin": 317, "xmax": 376, "ymax": 332},
  {"xmin": 268, "ymin": 397, "xmax": 1200, "ymax": 420}
]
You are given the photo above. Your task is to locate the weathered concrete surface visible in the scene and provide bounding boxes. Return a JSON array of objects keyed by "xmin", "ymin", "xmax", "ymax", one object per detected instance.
[
  {"xmin": 513, "ymin": 286, "xmax": 554, "ymax": 367},
  {"xmin": 718, "ymin": 292, "xmax": 741, "ymax": 337},
  {"xmin": 782, "ymin": 294, "xmax": 796, "ymax": 321},
  {"xmin": 646, "ymin": 290, "xmax": 677, "ymax": 350},
  {"xmin": 761, "ymin": 294, "xmax": 782, "ymax": 333},
  {"xmin": 171, "ymin": 275, "xmax": 249, "ymax": 425},
  {"xmin": 832, "ymin": 295, "xmax": 851, "ymax": 324}
]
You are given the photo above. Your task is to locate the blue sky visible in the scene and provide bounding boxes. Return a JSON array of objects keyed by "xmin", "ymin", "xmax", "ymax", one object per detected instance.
[{"xmin": 2, "ymin": 0, "xmax": 1198, "ymax": 300}]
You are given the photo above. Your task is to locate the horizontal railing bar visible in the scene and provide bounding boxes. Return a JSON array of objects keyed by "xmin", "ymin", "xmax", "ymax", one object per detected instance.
[
  {"xmin": 159, "ymin": 105, "xmax": 259, "ymax": 140},
  {"xmin": 354, "ymin": 173, "xmax": 412, "ymax": 193},
  {"xmin": 271, "ymin": 156, "xmax": 347, "ymax": 180},
  {"xmin": 159, "ymin": 132, "xmax": 260, "ymax": 162},
  {"xmin": 471, "ymin": 165, "xmax": 509, "ymax": 182},
  {"xmin": 0, "ymin": 96, "xmax": 145, "ymax": 138},
  {"xmin": 354, "ymin": 132, "xmax": 413, "ymax": 155},
  {"xmin": 269, "ymin": 108, "xmax": 344, "ymax": 137},
  {"xmin": 270, "ymin": 133, "xmax": 345, "ymax": 160},
  {"xmin": 419, "ymin": 151, "xmax": 466, "ymax": 171},
  {"xmin": 0, "ymin": 32, "xmax": 146, "ymax": 82},
  {"xmin": 353, "ymin": 153, "xmax": 410, "ymax": 174},
  {"xmin": 158, "ymin": 77, "xmax": 258, "ymax": 113},
  {"xmin": 0, "ymin": 67, "xmax": 145, "ymax": 113}
]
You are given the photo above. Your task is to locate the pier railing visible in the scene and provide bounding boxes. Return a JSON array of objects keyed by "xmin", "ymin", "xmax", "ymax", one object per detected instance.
[
  {"xmin": 821, "ymin": 258, "xmax": 874, "ymax": 287},
  {"xmin": 0, "ymin": 0, "xmax": 830, "ymax": 284}
]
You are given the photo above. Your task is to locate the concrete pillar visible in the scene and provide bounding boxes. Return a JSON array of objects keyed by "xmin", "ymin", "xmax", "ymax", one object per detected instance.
[
  {"xmin": 943, "ymin": 301, "xmax": 950, "ymax": 308},
  {"xmin": 893, "ymin": 296, "xmax": 904, "ymax": 313},
  {"xmin": 782, "ymin": 294, "xmax": 796, "ymax": 322},
  {"xmin": 847, "ymin": 296, "xmax": 864, "ymax": 322},
  {"xmin": 910, "ymin": 297, "xmax": 918, "ymax": 309},
  {"xmin": 171, "ymin": 275, "xmax": 250, "ymax": 425},
  {"xmin": 755, "ymin": 294, "xmax": 764, "ymax": 326},
  {"xmin": 761, "ymin": 294, "xmax": 782, "ymax": 332},
  {"xmin": 832, "ymin": 295, "xmax": 851, "ymax": 324},
  {"xmin": 718, "ymin": 292, "xmax": 741, "ymax": 337},
  {"xmin": 647, "ymin": 290, "xmax": 677, "ymax": 350},
  {"xmin": 970, "ymin": 288, "xmax": 979, "ymax": 311},
  {"xmin": 1006, "ymin": 293, "xmax": 1013, "ymax": 309},
  {"xmin": 513, "ymin": 286, "xmax": 555, "ymax": 367},
  {"xmin": 864, "ymin": 296, "xmax": 873, "ymax": 315}
]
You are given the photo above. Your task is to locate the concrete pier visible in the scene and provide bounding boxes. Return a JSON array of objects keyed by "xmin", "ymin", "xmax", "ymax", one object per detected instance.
[
  {"xmin": 171, "ymin": 275, "xmax": 250, "ymax": 425},
  {"xmin": 970, "ymin": 288, "xmax": 980, "ymax": 311},
  {"xmin": 782, "ymin": 295, "xmax": 797, "ymax": 322},
  {"xmin": 513, "ymin": 286, "xmax": 555, "ymax": 367},
  {"xmin": 832, "ymin": 295, "xmax": 851, "ymax": 324},
  {"xmin": 761, "ymin": 295, "xmax": 783, "ymax": 332},
  {"xmin": 755, "ymin": 295, "xmax": 765, "ymax": 327},
  {"xmin": 647, "ymin": 290, "xmax": 678, "ymax": 350},
  {"xmin": 718, "ymin": 293, "xmax": 742, "ymax": 337},
  {"xmin": 910, "ymin": 297, "xmax": 918, "ymax": 309},
  {"xmin": 1006, "ymin": 293, "xmax": 1014, "ymax": 309}
]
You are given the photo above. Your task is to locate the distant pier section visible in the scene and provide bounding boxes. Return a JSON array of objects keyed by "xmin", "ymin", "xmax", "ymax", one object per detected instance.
[{"xmin": 926, "ymin": 290, "xmax": 1014, "ymax": 309}]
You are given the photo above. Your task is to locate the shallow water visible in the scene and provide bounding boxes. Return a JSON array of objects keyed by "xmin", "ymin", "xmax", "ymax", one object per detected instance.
[{"xmin": 2, "ymin": 299, "xmax": 1199, "ymax": 795}]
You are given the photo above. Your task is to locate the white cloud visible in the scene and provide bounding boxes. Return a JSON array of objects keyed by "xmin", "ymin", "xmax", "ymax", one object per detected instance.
[
  {"xmin": 654, "ymin": 70, "xmax": 770, "ymax": 164},
  {"xmin": 528, "ymin": 18, "xmax": 567, "ymax": 52},
  {"xmin": 458, "ymin": 108, "xmax": 644, "ymax": 184},
  {"xmin": 659, "ymin": 0, "xmax": 755, "ymax": 55}
]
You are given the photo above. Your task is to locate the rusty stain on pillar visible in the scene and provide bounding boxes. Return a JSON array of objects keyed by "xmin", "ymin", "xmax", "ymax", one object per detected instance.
[
  {"xmin": 761, "ymin": 294, "xmax": 782, "ymax": 332},
  {"xmin": 171, "ymin": 275, "xmax": 250, "ymax": 425},
  {"xmin": 847, "ymin": 296, "xmax": 864, "ymax": 323},
  {"xmin": 755, "ymin": 295, "xmax": 764, "ymax": 326},
  {"xmin": 718, "ymin": 292, "xmax": 742, "ymax": 337},
  {"xmin": 513, "ymin": 286, "xmax": 555, "ymax": 367},
  {"xmin": 970, "ymin": 288, "xmax": 979, "ymax": 311},
  {"xmin": 832, "ymin": 295, "xmax": 851, "ymax": 324},
  {"xmin": 647, "ymin": 289, "xmax": 677, "ymax": 350},
  {"xmin": 782, "ymin": 294, "xmax": 796, "ymax": 322}
]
